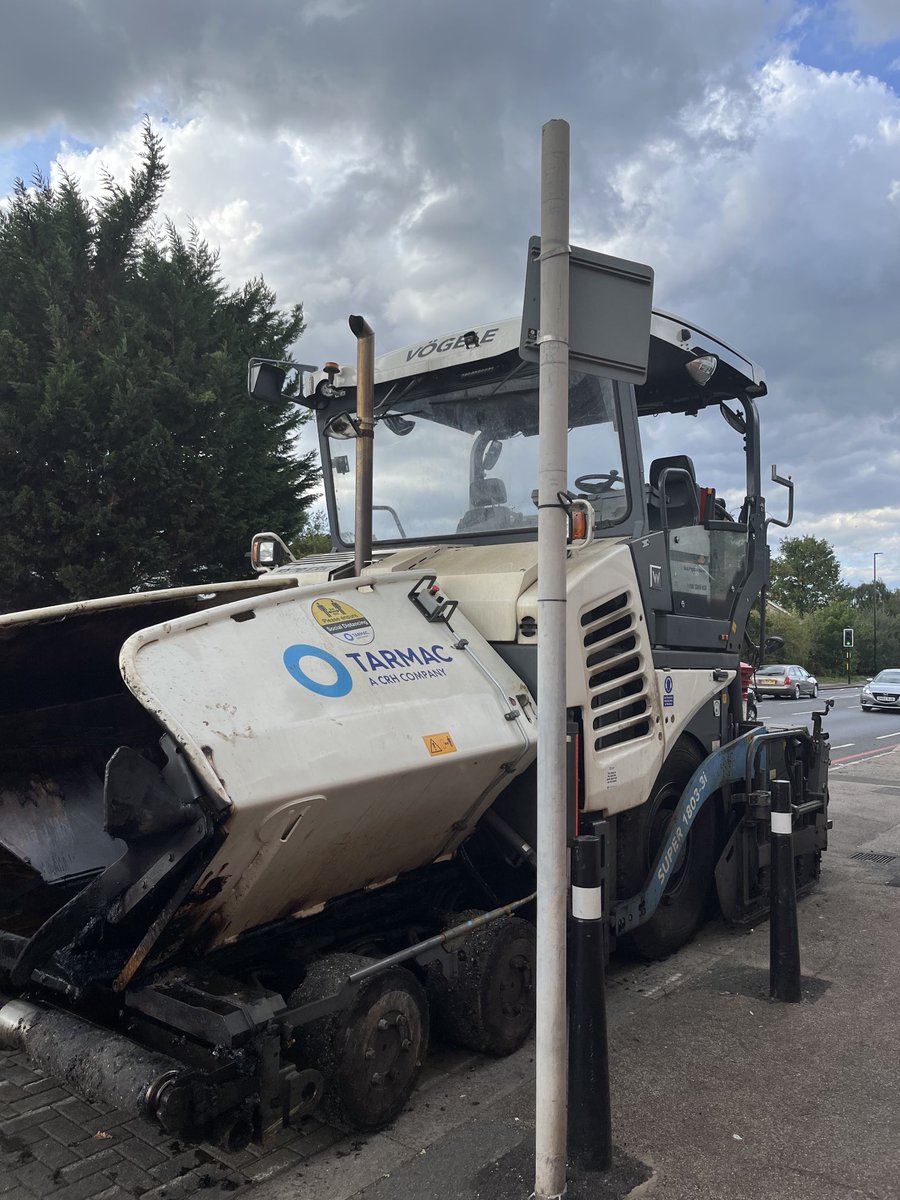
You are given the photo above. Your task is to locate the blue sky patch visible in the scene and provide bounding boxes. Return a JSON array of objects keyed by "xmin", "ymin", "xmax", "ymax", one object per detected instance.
[
  {"xmin": 0, "ymin": 129, "xmax": 94, "ymax": 195},
  {"xmin": 781, "ymin": 2, "xmax": 900, "ymax": 82}
]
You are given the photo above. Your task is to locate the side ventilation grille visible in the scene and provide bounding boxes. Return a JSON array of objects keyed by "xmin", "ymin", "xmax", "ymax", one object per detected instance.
[{"xmin": 581, "ymin": 593, "xmax": 651, "ymax": 752}]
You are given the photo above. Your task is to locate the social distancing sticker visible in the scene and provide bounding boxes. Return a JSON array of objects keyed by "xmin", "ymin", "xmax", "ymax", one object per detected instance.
[
  {"xmin": 311, "ymin": 597, "xmax": 375, "ymax": 645},
  {"xmin": 423, "ymin": 732, "xmax": 457, "ymax": 756}
]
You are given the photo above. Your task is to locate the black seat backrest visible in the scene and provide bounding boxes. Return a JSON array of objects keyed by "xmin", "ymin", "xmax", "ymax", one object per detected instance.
[
  {"xmin": 647, "ymin": 455, "xmax": 700, "ymax": 530},
  {"xmin": 469, "ymin": 477, "xmax": 507, "ymax": 507},
  {"xmin": 457, "ymin": 477, "xmax": 511, "ymax": 533}
]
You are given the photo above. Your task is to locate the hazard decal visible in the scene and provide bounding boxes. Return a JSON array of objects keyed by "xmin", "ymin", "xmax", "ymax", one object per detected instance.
[
  {"xmin": 423, "ymin": 732, "xmax": 457, "ymax": 757},
  {"xmin": 311, "ymin": 597, "xmax": 375, "ymax": 646}
]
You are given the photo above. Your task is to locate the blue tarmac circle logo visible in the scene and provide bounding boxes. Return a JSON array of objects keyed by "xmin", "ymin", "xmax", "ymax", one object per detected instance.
[{"xmin": 283, "ymin": 644, "xmax": 353, "ymax": 698}]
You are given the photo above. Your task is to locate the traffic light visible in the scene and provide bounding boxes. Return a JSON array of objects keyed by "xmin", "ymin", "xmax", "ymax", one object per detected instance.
[{"xmin": 843, "ymin": 628, "xmax": 854, "ymax": 649}]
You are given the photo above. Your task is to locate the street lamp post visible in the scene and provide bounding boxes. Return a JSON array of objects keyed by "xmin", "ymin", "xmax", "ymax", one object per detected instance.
[{"xmin": 873, "ymin": 552, "xmax": 882, "ymax": 676}]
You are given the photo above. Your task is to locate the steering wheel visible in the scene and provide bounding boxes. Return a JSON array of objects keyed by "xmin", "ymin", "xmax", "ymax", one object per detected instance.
[{"xmin": 573, "ymin": 471, "xmax": 620, "ymax": 496}]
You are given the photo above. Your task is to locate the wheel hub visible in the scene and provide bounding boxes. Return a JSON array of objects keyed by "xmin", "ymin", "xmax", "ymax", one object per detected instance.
[
  {"xmin": 363, "ymin": 1009, "xmax": 412, "ymax": 1089},
  {"xmin": 499, "ymin": 952, "xmax": 533, "ymax": 1018}
]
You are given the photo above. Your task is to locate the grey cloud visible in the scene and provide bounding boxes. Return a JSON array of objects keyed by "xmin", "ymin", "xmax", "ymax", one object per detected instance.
[
  {"xmin": 0, "ymin": 0, "xmax": 791, "ymax": 359},
  {"xmin": 1, "ymin": 1, "xmax": 784, "ymax": 153},
  {"xmin": 840, "ymin": 0, "xmax": 900, "ymax": 42}
]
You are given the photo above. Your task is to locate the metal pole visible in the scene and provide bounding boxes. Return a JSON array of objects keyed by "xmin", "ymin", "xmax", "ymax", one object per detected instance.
[
  {"xmin": 349, "ymin": 315, "xmax": 374, "ymax": 576},
  {"xmin": 873, "ymin": 552, "xmax": 881, "ymax": 676},
  {"xmin": 769, "ymin": 779, "xmax": 801, "ymax": 1003},
  {"xmin": 534, "ymin": 117, "xmax": 570, "ymax": 1200},
  {"xmin": 757, "ymin": 584, "xmax": 767, "ymax": 669},
  {"xmin": 567, "ymin": 835, "xmax": 612, "ymax": 1171}
]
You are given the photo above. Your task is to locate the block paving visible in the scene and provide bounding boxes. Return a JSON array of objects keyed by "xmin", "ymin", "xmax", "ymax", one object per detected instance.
[
  {"xmin": 0, "ymin": 1032, "xmax": 474, "ymax": 1200},
  {"xmin": 0, "ymin": 1046, "xmax": 349, "ymax": 1199}
]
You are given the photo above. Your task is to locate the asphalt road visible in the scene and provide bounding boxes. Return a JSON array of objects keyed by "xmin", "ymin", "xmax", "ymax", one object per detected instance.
[{"xmin": 756, "ymin": 684, "xmax": 900, "ymax": 769}]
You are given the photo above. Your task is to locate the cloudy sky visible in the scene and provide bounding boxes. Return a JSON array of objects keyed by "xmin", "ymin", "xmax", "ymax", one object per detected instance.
[{"xmin": 2, "ymin": 0, "xmax": 899, "ymax": 585}]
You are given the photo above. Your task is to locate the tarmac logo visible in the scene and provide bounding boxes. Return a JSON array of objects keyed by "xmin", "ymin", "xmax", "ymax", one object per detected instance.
[
  {"xmin": 345, "ymin": 645, "xmax": 453, "ymax": 688},
  {"xmin": 311, "ymin": 597, "xmax": 375, "ymax": 646},
  {"xmin": 283, "ymin": 644, "xmax": 353, "ymax": 698}
]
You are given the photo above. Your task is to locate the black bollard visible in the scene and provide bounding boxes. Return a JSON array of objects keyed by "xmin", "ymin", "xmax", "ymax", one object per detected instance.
[
  {"xmin": 769, "ymin": 778, "xmax": 802, "ymax": 1002},
  {"xmin": 567, "ymin": 834, "xmax": 612, "ymax": 1170}
]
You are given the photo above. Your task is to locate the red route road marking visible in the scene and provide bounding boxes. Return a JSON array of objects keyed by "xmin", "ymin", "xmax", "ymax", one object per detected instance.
[{"xmin": 831, "ymin": 746, "xmax": 893, "ymax": 765}]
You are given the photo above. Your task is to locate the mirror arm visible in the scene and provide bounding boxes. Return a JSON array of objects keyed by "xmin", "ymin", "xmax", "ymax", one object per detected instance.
[
  {"xmin": 738, "ymin": 394, "xmax": 761, "ymax": 505},
  {"xmin": 766, "ymin": 465, "xmax": 794, "ymax": 531}
]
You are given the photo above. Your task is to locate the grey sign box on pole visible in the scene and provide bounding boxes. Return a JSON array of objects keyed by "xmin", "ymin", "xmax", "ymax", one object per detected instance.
[{"xmin": 520, "ymin": 236, "xmax": 654, "ymax": 385}]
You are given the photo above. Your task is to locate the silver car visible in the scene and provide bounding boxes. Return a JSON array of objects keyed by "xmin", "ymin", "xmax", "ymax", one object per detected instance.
[
  {"xmin": 753, "ymin": 664, "xmax": 819, "ymax": 700},
  {"xmin": 861, "ymin": 669, "xmax": 900, "ymax": 711}
]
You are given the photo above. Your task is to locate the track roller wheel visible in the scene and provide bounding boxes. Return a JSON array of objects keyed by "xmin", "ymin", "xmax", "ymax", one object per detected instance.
[
  {"xmin": 290, "ymin": 954, "xmax": 429, "ymax": 1130},
  {"xmin": 426, "ymin": 913, "xmax": 535, "ymax": 1056}
]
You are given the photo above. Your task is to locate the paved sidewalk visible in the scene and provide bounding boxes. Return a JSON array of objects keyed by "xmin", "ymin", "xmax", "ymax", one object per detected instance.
[
  {"xmin": 2, "ymin": 750, "xmax": 898, "ymax": 1200},
  {"xmin": 255, "ymin": 747, "xmax": 900, "ymax": 1200}
]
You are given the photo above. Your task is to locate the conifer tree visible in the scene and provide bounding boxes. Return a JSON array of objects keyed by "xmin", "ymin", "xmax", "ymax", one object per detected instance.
[{"xmin": 0, "ymin": 123, "xmax": 318, "ymax": 612}]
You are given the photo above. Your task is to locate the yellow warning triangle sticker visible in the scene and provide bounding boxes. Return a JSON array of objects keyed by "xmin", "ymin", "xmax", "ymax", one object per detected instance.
[{"xmin": 423, "ymin": 732, "xmax": 457, "ymax": 756}]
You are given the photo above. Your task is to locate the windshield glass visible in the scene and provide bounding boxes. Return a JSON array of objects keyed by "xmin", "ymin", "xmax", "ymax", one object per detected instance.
[
  {"xmin": 874, "ymin": 671, "xmax": 900, "ymax": 683},
  {"xmin": 759, "ymin": 666, "xmax": 789, "ymax": 675},
  {"xmin": 327, "ymin": 355, "xmax": 629, "ymax": 544}
]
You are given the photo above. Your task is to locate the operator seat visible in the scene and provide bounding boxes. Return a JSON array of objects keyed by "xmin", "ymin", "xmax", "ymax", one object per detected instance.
[
  {"xmin": 457, "ymin": 477, "xmax": 520, "ymax": 533},
  {"xmin": 647, "ymin": 455, "xmax": 700, "ymax": 531}
]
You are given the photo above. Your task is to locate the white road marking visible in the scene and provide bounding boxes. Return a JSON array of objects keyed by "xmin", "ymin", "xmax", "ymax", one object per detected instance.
[
  {"xmin": 875, "ymin": 731, "xmax": 900, "ymax": 740},
  {"xmin": 641, "ymin": 972, "xmax": 683, "ymax": 998},
  {"xmin": 831, "ymin": 743, "xmax": 854, "ymax": 749}
]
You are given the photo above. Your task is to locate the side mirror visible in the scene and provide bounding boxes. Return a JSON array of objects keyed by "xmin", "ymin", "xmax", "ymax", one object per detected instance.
[
  {"xmin": 764, "ymin": 635, "xmax": 784, "ymax": 654},
  {"xmin": 483, "ymin": 439, "xmax": 503, "ymax": 471},
  {"xmin": 381, "ymin": 413, "xmax": 416, "ymax": 437},
  {"xmin": 248, "ymin": 360, "xmax": 287, "ymax": 405},
  {"xmin": 720, "ymin": 402, "xmax": 747, "ymax": 435},
  {"xmin": 247, "ymin": 358, "xmax": 323, "ymax": 409},
  {"xmin": 324, "ymin": 412, "xmax": 361, "ymax": 440},
  {"xmin": 250, "ymin": 532, "xmax": 295, "ymax": 573}
]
